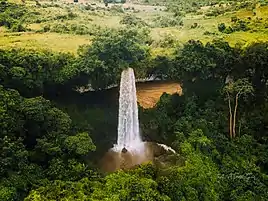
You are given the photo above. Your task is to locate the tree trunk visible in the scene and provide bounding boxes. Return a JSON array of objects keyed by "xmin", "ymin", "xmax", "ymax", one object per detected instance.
[
  {"xmin": 233, "ymin": 93, "xmax": 239, "ymax": 138},
  {"xmin": 227, "ymin": 92, "xmax": 233, "ymax": 138}
]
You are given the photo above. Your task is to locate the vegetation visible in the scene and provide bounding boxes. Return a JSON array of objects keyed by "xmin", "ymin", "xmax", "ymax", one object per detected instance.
[{"xmin": 1, "ymin": 0, "xmax": 268, "ymax": 200}]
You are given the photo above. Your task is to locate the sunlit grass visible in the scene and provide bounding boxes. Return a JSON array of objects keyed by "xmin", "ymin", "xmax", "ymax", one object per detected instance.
[
  {"xmin": 0, "ymin": 32, "xmax": 91, "ymax": 54},
  {"xmin": 224, "ymin": 31, "xmax": 268, "ymax": 46},
  {"xmin": 1, "ymin": 1, "xmax": 267, "ymax": 53}
]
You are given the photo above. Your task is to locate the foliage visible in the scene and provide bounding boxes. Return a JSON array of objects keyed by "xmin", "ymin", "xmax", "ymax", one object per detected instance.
[
  {"xmin": 0, "ymin": 49, "xmax": 77, "ymax": 96},
  {"xmin": 77, "ymin": 28, "xmax": 150, "ymax": 90},
  {"xmin": 40, "ymin": 23, "xmax": 101, "ymax": 35},
  {"xmin": 0, "ymin": 1, "xmax": 27, "ymax": 31},
  {"xmin": 24, "ymin": 178, "xmax": 96, "ymax": 201},
  {"xmin": 120, "ymin": 14, "xmax": 148, "ymax": 27},
  {"xmin": 158, "ymin": 130, "xmax": 220, "ymax": 201},
  {"xmin": 218, "ymin": 23, "xmax": 226, "ymax": 32},
  {"xmin": 64, "ymin": 132, "xmax": 96, "ymax": 155},
  {"xmin": 1, "ymin": 3, "xmax": 268, "ymax": 198},
  {"xmin": 91, "ymin": 170, "xmax": 170, "ymax": 201},
  {"xmin": 0, "ymin": 85, "xmax": 96, "ymax": 200},
  {"xmin": 153, "ymin": 15, "xmax": 183, "ymax": 28}
]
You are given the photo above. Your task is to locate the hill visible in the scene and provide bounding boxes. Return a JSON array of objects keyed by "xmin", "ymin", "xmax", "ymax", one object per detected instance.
[{"xmin": 0, "ymin": 0, "xmax": 267, "ymax": 54}]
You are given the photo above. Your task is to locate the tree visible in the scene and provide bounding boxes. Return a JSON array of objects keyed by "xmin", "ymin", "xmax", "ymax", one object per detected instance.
[
  {"xmin": 77, "ymin": 28, "xmax": 150, "ymax": 90},
  {"xmin": 24, "ymin": 178, "xmax": 96, "ymax": 201},
  {"xmin": 218, "ymin": 23, "xmax": 226, "ymax": 32},
  {"xmin": 242, "ymin": 42, "xmax": 268, "ymax": 102},
  {"xmin": 64, "ymin": 132, "xmax": 96, "ymax": 155},
  {"xmin": 0, "ymin": 85, "xmax": 96, "ymax": 199},
  {"xmin": 224, "ymin": 78, "xmax": 253, "ymax": 138},
  {"xmin": 169, "ymin": 40, "xmax": 236, "ymax": 102},
  {"xmin": 158, "ymin": 129, "xmax": 220, "ymax": 201},
  {"xmin": 120, "ymin": 15, "xmax": 148, "ymax": 27},
  {"xmin": 0, "ymin": 49, "xmax": 76, "ymax": 97},
  {"xmin": 91, "ymin": 170, "xmax": 170, "ymax": 201},
  {"xmin": 25, "ymin": 166, "xmax": 170, "ymax": 201}
]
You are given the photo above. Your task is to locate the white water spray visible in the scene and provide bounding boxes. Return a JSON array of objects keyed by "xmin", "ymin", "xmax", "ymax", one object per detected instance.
[
  {"xmin": 113, "ymin": 68, "xmax": 144, "ymax": 153},
  {"xmin": 111, "ymin": 67, "xmax": 175, "ymax": 166}
]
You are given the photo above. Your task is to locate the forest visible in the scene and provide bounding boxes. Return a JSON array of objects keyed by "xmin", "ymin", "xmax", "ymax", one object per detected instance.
[{"xmin": 1, "ymin": 0, "xmax": 268, "ymax": 200}]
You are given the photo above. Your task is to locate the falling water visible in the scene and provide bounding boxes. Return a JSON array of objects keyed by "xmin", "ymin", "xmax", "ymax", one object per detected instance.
[
  {"xmin": 113, "ymin": 68, "xmax": 144, "ymax": 153},
  {"xmin": 105, "ymin": 67, "xmax": 176, "ymax": 171}
]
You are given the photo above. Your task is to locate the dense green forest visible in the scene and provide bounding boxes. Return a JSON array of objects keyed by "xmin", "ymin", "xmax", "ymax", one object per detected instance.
[{"xmin": 1, "ymin": 0, "xmax": 268, "ymax": 200}]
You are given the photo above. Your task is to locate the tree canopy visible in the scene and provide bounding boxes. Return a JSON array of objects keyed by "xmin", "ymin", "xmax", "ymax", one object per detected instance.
[{"xmin": 1, "ymin": 22, "xmax": 268, "ymax": 201}]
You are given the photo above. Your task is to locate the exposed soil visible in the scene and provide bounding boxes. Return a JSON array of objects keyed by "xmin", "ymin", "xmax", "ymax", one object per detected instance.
[
  {"xmin": 136, "ymin": 81, "xmax": 182, "ymax": 108},
  {"xmin": 71, "ymin": 81, "xmax": 181, "ymax": 109}
]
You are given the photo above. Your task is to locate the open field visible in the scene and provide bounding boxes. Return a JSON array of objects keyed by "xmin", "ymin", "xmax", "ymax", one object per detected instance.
[
  {"xmin": 1, "ymin": 1, "xmax": 268, "ymax": 54},
  {"xmin": 0, "ymin": 32, "xmax": 91, "ymax": 53}
]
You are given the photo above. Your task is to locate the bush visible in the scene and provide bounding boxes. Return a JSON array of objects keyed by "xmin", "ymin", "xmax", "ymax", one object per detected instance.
[
  {"xmin": 218, "ymin": 23, "xmax": 226, "ymax": 32},
  {"xmin": 0, "ymin": 2, "xmax": 27, "ymax": 31},
  {"xmin": 41, "ymin": 22, "xmax": 100, "ymax": 35},
  {"xmin": 232, "ymin": 20, "xmax": 250, "ymax": 31},
  {"xmin": 84, "ymin": 4, "xmax": 95, "ymax": 11},
  {"xmin": 110, "ymin": 5, "xmax": 124, "ymax": 13},
  {"xmin": 231, "ymin": 16, "xmax": 238, "ymax": 22},
  {"xmin": 191, "ymin": 22, "xmax": 198, "ymax": 29},
  {"xmin": 10, "ymin": 22, "xmax": 26, "ymax": 32},
  {"xmin": 203, "ymin": 31, "xmax": 216, "ymax": 35},
  {"xmin": 42, "ymin": 24, "xmax": 50, "ymax": 32},
  {"xmin": 120, "ymin": 15, "xmax": 148, "ymax": 27},
  {"xmin": 51, "ymin": 23, "xmax": 70, "ymax": 33},
  {"xmin": 67, "ymin": 9, "xmax": 78, "ymax": 19},
  {"xmin": 156, "ymin": 34, "xmax": 178, "ymax": 48},
  {"xmin": 224, "ymin": 26, "xmax": 233, "ymax": 34},
  {"xmin": 153, "ymin": 15, "xmax": 183, "ymax": 28}
]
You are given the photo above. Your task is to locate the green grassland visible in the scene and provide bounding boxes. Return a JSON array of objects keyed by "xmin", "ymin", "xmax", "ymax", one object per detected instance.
[{"xmin": 1, "ymin": 0, "xmax": 268, "ymax": 54}]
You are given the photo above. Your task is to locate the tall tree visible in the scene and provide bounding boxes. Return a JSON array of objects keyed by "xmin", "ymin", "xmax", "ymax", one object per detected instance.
[{"xmin": 224, "ymin": 78, "xmax": 253, "ymax": 138}]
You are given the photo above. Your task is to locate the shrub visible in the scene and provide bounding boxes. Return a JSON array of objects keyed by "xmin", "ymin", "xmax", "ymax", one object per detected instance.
[
  {"xmin": 191, "ymin": 22, "xmax": 198, "ymax": 29},
  {"xmin": 67, "ymin": 9, "xmax": 78, "ymax": 19},
  {"xmin": 218, "ymin": 23, "xmax": 226, "ymax": 32},
  {"xmin": 110, "ymin": 5, "xmax": 124, "ymax": 13},
  {"xmin": 84, "ymin": 5, "xmax": 95, "ymax": 11},
  {"xmin": 218, "ymin": 18, "xmax": 251, "ymax": 34},
  {"xmin": 42, "ymin": 22, "xmax": 101, "ymax": 35},
  {"xmin": 174, "ymin": 10, "xmax": 186, "ymax": 17},
  {"xmin": 224, "ymin": 26, "xmax": 233, "ymax": 34},
  {"xmin": 43, "ymin": 24, "xmax": 50, "ymax": 32},
  {"xmin": 205, "ymin": 8, "xmax": 224, "ymax": 17},
  {"xmin": 231, "ymin": 16, "xmax": 238, "ymax": 22},
  {"xmin": 157, "ymin": 34, "xmax": 178, "ymax": 48},
  {"xmin": 232, "ymin": 20, "xmax": 250, "ymax": 31},
  {"xmin": 0, "ymin": 2, "xmax": 27, "ymax": 31},
  {"xmin": 153, "ymin": 15, "xmax": 183, "ymax": 28},
  {"xmin": 10, "ymin": 22, "xmax": 26, "ymax": 32},
  {"xmin": 49, "ymin": 23, "xmax": 67, "ymax": 33},
  {"xmin": 203, "ymin": 31, "xmax": 216, "ymax": 35},
  {"xmin": 120, "ymin": 15, "xmax": 148, "ymax": 27}
]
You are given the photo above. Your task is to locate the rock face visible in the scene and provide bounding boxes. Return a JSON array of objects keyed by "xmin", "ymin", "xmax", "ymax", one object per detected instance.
[
  {"xmin": 100, "ymin": 142, "xmax": 179, "ymax": 172},
  {"xmin": 121, "ymin": 147, "xmax": 128, "ymax": 153},
  {"xmin": 76, "ymin": 81, "xmax": 181, "ymax": 109},
  {"xmin": 136, "ymin": 81, "xmax": 182, "ymax": 108}
]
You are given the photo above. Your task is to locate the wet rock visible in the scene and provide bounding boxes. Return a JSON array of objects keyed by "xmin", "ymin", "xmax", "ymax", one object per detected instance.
[{"xmin": 122, "ymin": 147, "xmax": 128, "ymax": 153}]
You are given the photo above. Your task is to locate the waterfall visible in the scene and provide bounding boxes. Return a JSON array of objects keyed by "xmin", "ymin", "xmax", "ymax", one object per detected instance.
[
  {"xmin": 102, "ymin": 68, "xmax": 176, "ymax": 172},
  {"xmin": 113, "ymin": 68, "xmax": 144, "ymax": 153}
]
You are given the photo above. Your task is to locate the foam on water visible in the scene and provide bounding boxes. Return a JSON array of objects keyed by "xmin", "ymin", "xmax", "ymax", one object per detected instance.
[{"xmin": 156, "ymin": 143, "xmax": 176, "ymax": 153}]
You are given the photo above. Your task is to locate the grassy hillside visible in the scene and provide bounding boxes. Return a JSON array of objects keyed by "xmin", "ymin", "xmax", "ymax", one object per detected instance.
[{"xmin": 1, "ymin": 0, "xmax": 268, "ymax": 54}]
